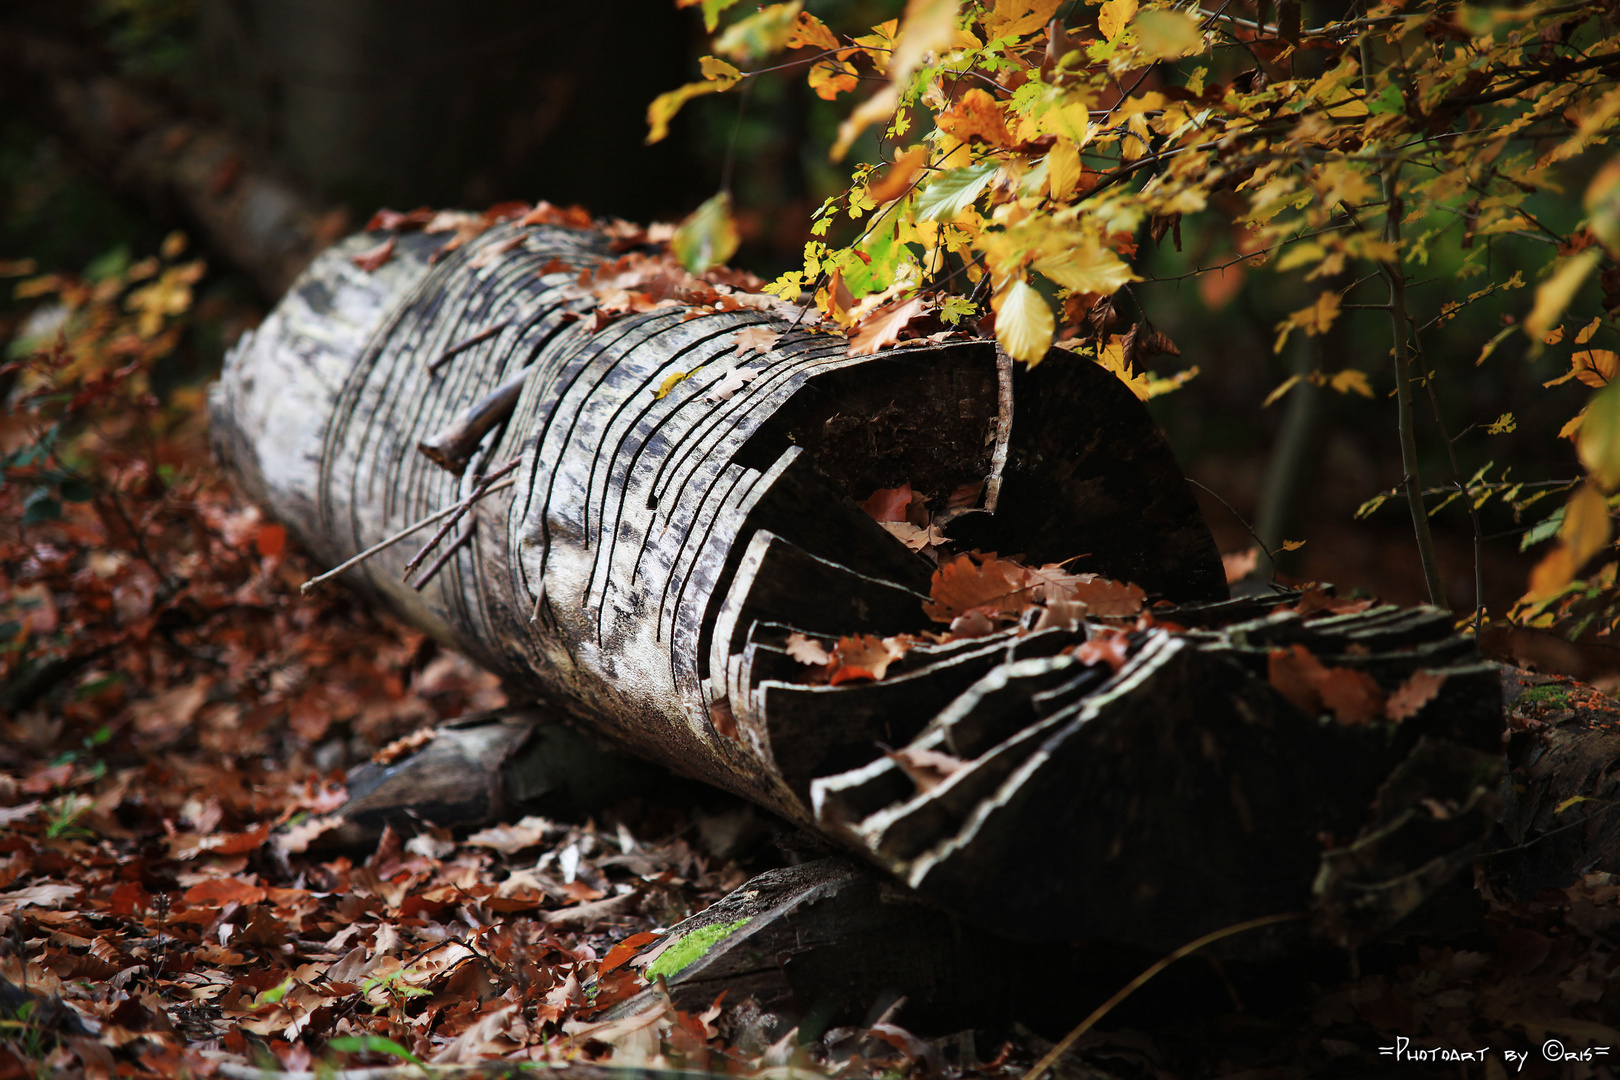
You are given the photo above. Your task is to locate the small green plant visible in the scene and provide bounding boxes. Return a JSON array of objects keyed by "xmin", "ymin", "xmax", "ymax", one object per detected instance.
[{"xmin": 43, "ymin": 793, "xmax": 92, "ymax": 841}]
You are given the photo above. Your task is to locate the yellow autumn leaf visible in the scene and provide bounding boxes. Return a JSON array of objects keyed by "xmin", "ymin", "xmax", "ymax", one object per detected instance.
[
  {"xmin": 983, "ymin": 0, "xmax": 1063, "ymax": 39},
  {"xmin": 1578, "ymin": 381, "xmax": 1620, "ymax": 490},
  {"xmin": 1328, "ymin": 369, "xmax": 1373, "ymax": 398},
  {"xmin": 1273, "ymin": 291, "xmax": 1342, "ymax": 353},
  {"xmin": 1563, "ymin": 481, "xmax": 1613, "ymax": 570},
  {"xmin": 647, "ymin": 79, "xmax": 730, "ymax": 144},
  {"xmin": 1095, "ymin": 336, "xmax": 1152, "ymax": 400},
  {"xmin": 1588, "ymin": 155, "xmax": 1620, "ymax": 258},
  {"xmin": 993, "ymin": 279, "xmax": 1054, "ymax": 365},
  {"xmin": 832, "ymin": 0, "xmax": 960, "ymax": 160},
  {"xmin": 1525, "ymin": 249, "xmax": 1601, "ymax": 343},
  {"xmin": 1033, "ymin": 239, "xmax": 1137, "ymax": 294},
  {"xmin": 655, "ymin": 370, "xmax": 693, "ymax": 400},
  {"xmin": 1098, "ymin": 0, "xmax": 1137, "ymax": 41},
  {"xmin": 671, "ymin": 191, "xmax": 740, "ymax": 272},
  {"xmin": 1262, "ymin": 374, "xmax": 1303, "ymax": 408},
  {"xmin": 1132, "ymin": 8, "xmax": 1202, "ymax": 59},
  {"xmin": 1046, "ymin": 138, "xmax": 1081, "ymax": 202}
]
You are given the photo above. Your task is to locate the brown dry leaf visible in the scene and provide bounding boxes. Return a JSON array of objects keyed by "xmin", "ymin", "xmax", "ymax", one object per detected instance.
[
  {"xmin": 1030, "ymin": 567, "xmax": 1145, "ymax": 616},
  {"xmin": 861, "ymin": 484, "xmax": 915, "ymax": 522},
  {"xmin": 465, "ymin": 815, "xmax": 561, "ymax": 853},
  {"xmin": 371, "ymin": 726, "xmax": 435, "ymax": 766},
  {"xmin": 1282, "ymin": 585, "xmax": 1375, "ymax": 617},
  {"xmin": 885, "ymin": 745, "xmax": 966, "ymax": 794},
  {"xmin": 127, "ymin": 680, "xmax": 210, "ymax": 745},
  {"xmin": 1223, "ymin": 547, "xmax": 1260, "ymax": 584},
  {"xmin": 1268, "ymin": 644, "xmax": 1386, "ymax": 725},
  {"xmin": 849, "ymin": 296, "xmax": 928, "ymax": 356},
  {"xmin": 829, "ymin": 634, "xmax": 909, "ymax": 684},
  {"xmin": 732, "ymin": 326, "xmax": 782, "ymax": 354},
  {"xmin": 1075, "ymin": 629, "xmax": 1130, "ymax": 672},
  {"xmin": 924, "ymin": 552, "xmax": 1030, "ymax": 622},
  {"xmin": 350, "ymin": 236, "xmax": 396, "ymax": 272},
  {"xmin": 1386, "ymin": 670, "xmax": 1448, "ymax": 722},
  {"xmin": 881, "ymin": 520, "xmax": 948, "ymax": 551},
  {"xmin": 0, "ymin": 883, "xmax": 81, "ymax": 910},
  {"xmin": 272, "ymin": 815, "xmax": 344, "ymax": 856},
  {"xmin": 467, "ymin": 234, "xmax": 526, "ymax": 269},
  {"xmin": 785, "ymin": 632, "xmax": 834, "ymax": 666}
]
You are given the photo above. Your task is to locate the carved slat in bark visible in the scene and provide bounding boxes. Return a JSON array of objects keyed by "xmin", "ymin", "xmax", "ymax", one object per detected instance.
[{"xmin": 211, "ymin": 220, "xmax": 1500, "ymax": 949}]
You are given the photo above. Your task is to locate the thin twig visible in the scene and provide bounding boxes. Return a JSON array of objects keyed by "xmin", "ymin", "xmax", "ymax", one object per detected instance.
[
  {"xmin": 1186, "ymin": 478, "xmax": 1281, "ymax": 579},
  {"xmin": 426, "ymin": 321, "xmax": 510, "ymax": 373},
  {"xmin": 410, "ymin": 526, "xmax": 474, "ymax": 592},
  {"xmin": 300, "ymin": 474, "xmax": 517, "ymax": 595},
  {"xmin": 1021, "ymin": 913, "xmax": 1304, "ymax": 1080},
  {"xmin": 402, "ymin": 457, "xmax": 522, "ymax": 578}
]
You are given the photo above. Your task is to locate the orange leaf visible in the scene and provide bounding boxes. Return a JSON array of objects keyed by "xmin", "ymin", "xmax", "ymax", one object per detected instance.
[
  {"xmin": 183, "ymin": 877, "xmax": 268, "ymax": 907},
  {"xmin": 828, "ymin": 634, "xmax": 909, "ymax": 684},
  {"xmin": 255, "ymin": 523, "xmax": 286, "ymax": 559},
  {"xmin": 350, "ymin": 236, "xmax": 396, "ymax": 272},
  {"xmin": 924, "ymin": 552, "xmax": 1030, "ymax": 622},
  {"xmin": 869, "ymin": 146, "xmax": 930, "ymax": 204},
  {"xmin": 936, "ymin": 88, "xmax": 1014, "ymax": 147},
  {"xmin": 1386, "ymin": 670, "xmax": 1447, "ymax": 722},
  {"xmin": 600, "ymin": 931, "xmax": 661, "ymax": 976},
  {"xmin": 1267, "ymin": 644, "xmax": 1385, "ymax": 725},
  {"xmin": 849, "ymin": 296, "xmax": 927, "ymax": 355},
  {"xmin": 1222, "ymin": 547, "xmax": 1259, "ymax": 584},
  {"xmin": 861, "ymin": 485, "xmax": 915, "ymax": 523}
]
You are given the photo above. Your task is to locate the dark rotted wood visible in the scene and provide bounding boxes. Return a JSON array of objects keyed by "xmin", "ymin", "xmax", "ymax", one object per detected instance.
[{"xmin": 213, "ymin": 217, "xmax": 1503, "ymax": 951}]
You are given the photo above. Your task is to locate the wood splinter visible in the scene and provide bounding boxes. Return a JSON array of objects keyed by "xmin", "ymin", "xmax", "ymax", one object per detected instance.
[{"xmin": 418, "ymin": 367, "xmax": 530, "ymax": 473}]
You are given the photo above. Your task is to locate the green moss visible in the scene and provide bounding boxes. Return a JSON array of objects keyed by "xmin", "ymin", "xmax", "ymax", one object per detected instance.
[
  {"xmin": 1520, "ymin": 684, "xmax": 1572, "ymax": 708},
  {"xmin": 643, "ymin": 917, "xmax": 752, "ymax": 982}
]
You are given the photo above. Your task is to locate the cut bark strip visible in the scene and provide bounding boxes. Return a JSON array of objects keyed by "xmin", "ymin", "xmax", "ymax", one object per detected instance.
[{"xmin": 426, "ymin": 320, "xmax": 511, "ymax": 373}]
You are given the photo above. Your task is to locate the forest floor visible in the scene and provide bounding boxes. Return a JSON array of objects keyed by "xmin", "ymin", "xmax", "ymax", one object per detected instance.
[{"xmin": 3, "ymin": 318, "xmax": 1620, "ymax": 1079}]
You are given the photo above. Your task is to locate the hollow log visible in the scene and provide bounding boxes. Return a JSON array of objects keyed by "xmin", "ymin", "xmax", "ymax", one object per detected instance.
[{"xmin": 210, "ymin": 217, "xmax": 1503, "ymax": 951}]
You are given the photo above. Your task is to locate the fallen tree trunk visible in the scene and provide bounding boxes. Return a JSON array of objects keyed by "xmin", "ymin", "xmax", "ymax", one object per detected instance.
[{"xmin": 210, "ymin": 214, "xmax": 1503, "ymax": 951}]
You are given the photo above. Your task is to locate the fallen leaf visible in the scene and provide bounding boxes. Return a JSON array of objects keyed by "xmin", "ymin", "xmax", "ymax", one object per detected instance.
[
  {"xmin": 465, "ymin": 815, "xmax": 562, "ymax": 854},
  {"xmin": 1268, "ymin": 644, "xmax": 1386, "ymax": 725},
  {"xmin": 924, "ymin": 552, "xmax": 1030, "ymax": 622},
  {"xmin": 1386, "ymin": 670, "xmax": 1448, "ymax": 722},
  {"xmin": 732, "ymin": 326, "xmax": 782, "ymax": 354},
  {"xmin": 861, "ymin": 485, "xmax": 915, "ymax": 523},
  {"xmin": 703, "ymin": 365, "xmax": 758, "ymax": 402},
  {"xmin": 849, "ymin": 296, "xmax": 928, "ymax": 355},
  {"xmin": 785, "ymin": 632, "xmax": 834, "ymax": 666},
  {"xmin": 0, "ymin": 883, "xmax": 81, "ymax": 910},
  {"xmin": 1223, "ymin": 547, "xmax": 1260, "ymax": 584},
  {"xmin": 828, "ymin": 634, "xmax": 909, "ymax": 684},
  {"xmin": 884, "ymin": 745, "xmax": 966, "ymax": 793},
  {"xmin": 350, "ymin": 236, "xmax": 396, "ymax": 272}
]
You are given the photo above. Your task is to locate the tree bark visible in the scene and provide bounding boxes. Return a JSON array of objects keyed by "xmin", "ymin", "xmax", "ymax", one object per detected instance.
[{"xmin": 209, "ymin": 218, "xmax": 1502, "ymax": 950}]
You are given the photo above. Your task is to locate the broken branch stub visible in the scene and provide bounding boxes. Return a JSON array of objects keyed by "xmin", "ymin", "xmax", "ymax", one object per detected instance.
[{"xmin": 211, "ymin": 218, "xmax": 1499, "ymax": 949}]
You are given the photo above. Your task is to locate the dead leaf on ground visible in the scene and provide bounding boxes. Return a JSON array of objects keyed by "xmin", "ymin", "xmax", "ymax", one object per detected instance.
[{"xmin": 1268, "ymin": 644, "xmax": 1386, "ymax": 725}]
